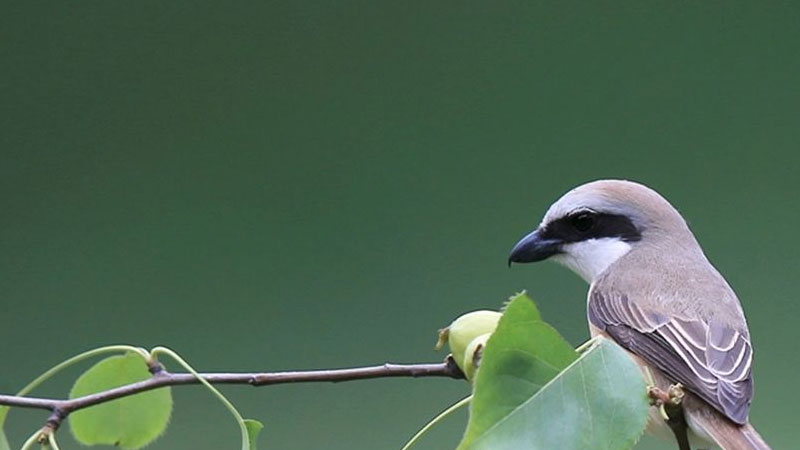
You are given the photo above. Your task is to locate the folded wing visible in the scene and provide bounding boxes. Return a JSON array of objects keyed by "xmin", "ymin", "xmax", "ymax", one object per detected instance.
[{"xmin": 589, "ymin": 291, "xmax": 753, "ymax": 424}]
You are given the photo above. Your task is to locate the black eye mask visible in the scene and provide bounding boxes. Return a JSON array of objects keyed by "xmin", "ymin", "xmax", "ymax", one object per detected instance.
[{"xmin": 539, "ymin": 211, "xmax": 642, "ymax": 245}]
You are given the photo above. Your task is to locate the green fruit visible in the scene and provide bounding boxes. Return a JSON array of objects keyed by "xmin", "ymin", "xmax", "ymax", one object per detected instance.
[
  {"xmin": 463, "ymin": 333, "xmax": 491, "ymax": 381},
  {"xmin": 445, "ymin": 310, "xmax": 501, "ymax": 372}
]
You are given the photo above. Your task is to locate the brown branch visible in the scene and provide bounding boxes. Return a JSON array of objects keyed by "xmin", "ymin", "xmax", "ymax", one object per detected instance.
[{"xmin": 0, "ymin": 358, "xmax": 464, "ymax": 432}]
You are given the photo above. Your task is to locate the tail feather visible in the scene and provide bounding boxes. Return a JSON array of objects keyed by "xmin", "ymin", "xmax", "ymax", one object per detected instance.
[
  {"xmin": 702, "ymin": 422, "xmax": 770, "ymax": 450},
  {"xmin": 739, "ymin": 424, "xmax": 771, "ymax": 450},
  {"xmin": 620, "ymin": 339, "xmax": 770, "ymax": 450},
  {"xmin": 686, "ymin": 395, "xmax": 770, "ymax": 450}
]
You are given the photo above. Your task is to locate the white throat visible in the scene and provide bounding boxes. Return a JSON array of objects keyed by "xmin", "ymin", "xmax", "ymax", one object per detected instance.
[{"xmin": 552, "ymin": 238, "xmax": 632, "ymax": 283}]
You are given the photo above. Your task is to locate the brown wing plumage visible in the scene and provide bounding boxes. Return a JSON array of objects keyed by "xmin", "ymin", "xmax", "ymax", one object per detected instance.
[{"xmin": 588, "ymin": 291, "xmax": 753, "ymax": 424}]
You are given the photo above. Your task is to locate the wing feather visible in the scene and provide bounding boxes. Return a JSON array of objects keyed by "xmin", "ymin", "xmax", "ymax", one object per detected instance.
[{"xmin": 589, "ymin": 291, "xmax": 753, "ymax": 424}]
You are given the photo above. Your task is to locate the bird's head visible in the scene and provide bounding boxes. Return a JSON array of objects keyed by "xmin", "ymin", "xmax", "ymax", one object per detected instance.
[{"xmin": 508, "ymin": 179, "xmax": 693, "ymax": 283}]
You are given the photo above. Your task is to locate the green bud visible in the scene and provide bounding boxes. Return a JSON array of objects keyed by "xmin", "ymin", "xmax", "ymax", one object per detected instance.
[
  {"xmin": 463, "ymin": 333, "xmax": 491, "ymax": 381},
  {"xmin": 442, "ymin": 310, "xmax": 501, "ymax": 372}
]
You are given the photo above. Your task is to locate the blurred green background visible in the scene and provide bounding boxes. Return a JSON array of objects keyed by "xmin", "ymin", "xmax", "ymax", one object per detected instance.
[{"xmin": 1, "ymin": 2, "xmax": 798, "ymax": 449}]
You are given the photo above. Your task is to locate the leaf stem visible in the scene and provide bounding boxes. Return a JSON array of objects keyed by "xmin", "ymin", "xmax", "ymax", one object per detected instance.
[
  {"xmin": 15, "ymin": 346, "xmax": 148, "ymax": 400},
  {"xmin": 18, "ymin": 430, "xmax": 39, "ymax": 450},
  {"xmin": 574, "ymin": 336, "xmax": 600, "ymax": 354},
  {"xmin": 46, "ymin": 433, "xmax": 60, "ymax": 450},
  {"xmin": 149, "ymin": 346, "xmax": 250, "ymax": 450},
  {"xmin": 401, "ymin": 395, "xmax": 471, "ymax": 450}
]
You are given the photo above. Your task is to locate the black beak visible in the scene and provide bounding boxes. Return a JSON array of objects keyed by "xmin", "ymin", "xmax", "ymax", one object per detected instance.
[{"xmin": 508, "ymin": 229, "xmax": 561, "ymax": 266}]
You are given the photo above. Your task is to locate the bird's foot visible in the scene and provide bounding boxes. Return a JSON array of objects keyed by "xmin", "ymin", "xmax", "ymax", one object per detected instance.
[
  {"xmin": 647, "ymin": 386, "xmax": 669, "ymax": 406},
  {"xmin": 667, "ymin": 383, "xmax": 685, "ymax": 406},
  {"xmin": 647, "ymin": 383, "xmax": 685, "ymax": 407}
]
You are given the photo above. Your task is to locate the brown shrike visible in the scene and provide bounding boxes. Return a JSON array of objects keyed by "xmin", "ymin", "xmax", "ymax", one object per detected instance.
[{"xmin": 508, "ymin": 180, "xmax": 769, "ymax": 450}]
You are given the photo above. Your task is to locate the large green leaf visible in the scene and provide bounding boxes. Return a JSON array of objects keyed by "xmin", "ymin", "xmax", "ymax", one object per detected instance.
[
  {"xmin": 460, "ymin": 293, "xmax": 578, "ymax": 442},
  {"xmin": 0, "ymin": 406, "xmax": 8, "ymax": 450},
  {"xmin": 0, "ymin": 428, "xmax": 8, "ymax": 450},
  {"xmin": 458, "ymin": 329, "xmax": 649, "ymax": 450},
  {"xmin": 68, "ymin": 352, "xmax": 172, "ymax": 449},
  {"xmin": 504, "ymin": 291, "xmax": 541, "ymax": 320}
]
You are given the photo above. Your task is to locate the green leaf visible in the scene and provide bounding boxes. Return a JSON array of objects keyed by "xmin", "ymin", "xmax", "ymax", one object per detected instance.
[
  {"xmin": 68, "ymin": 353, "xmax": 172, "ymax": 449},
  {"xmin": 0, "ymin": 346, "xmax": 148, "ymax": 450},
  {"xmin": 0, "ymin": 428, "xmax": 9, "ymax": 450},
  {"xmin": 244, "ymin": 419, "xmax": 264, "ymax": 450},
  {"xmin": 0, "ymin": 406, "xmax": 8, "ymax": 450},
  {"xmin": 462, "ymin": 293, "xmax": 578, "ymax": 441},
  {"xmin": 458, "ymin": 336, "xmax": 649, "ymax": 450},
  {"xmin": 505, "ymin": 291, "xmax": 540, "ymax": 319}
]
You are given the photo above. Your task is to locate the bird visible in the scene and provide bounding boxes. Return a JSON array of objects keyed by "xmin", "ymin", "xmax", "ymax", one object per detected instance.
[{"xmin": 507, "ymin": 179, "xmax": 769, "ymax": 450}]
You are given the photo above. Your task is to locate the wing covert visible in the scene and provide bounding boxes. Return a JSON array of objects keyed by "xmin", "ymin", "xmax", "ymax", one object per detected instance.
[{"xmin": 589, "ymin": 291, "xmax": 753, "ymax": 424}]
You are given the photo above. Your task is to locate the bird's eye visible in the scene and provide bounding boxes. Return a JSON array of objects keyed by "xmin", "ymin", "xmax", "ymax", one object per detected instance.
[{"xmin": 571, "ymin": 213, "xmax": 595, "ymax": 232}]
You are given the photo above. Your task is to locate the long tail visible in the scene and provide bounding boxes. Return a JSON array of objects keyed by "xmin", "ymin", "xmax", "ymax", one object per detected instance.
[
  {"xmin": 701, "ymin": 422, "xmax": 770, "ymax": 450},
  {"xmin": 738, "ymin": 424, "xmax": 771, "ymax": 450},
  {"xmin": 686, "ymin": 396, "xmax": 771, "ymax": 450}
]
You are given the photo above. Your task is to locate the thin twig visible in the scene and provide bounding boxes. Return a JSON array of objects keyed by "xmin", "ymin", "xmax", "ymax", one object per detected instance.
[{"xmin": 0, "ymin": 359, "xmax": 464, "ymax": 423}]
